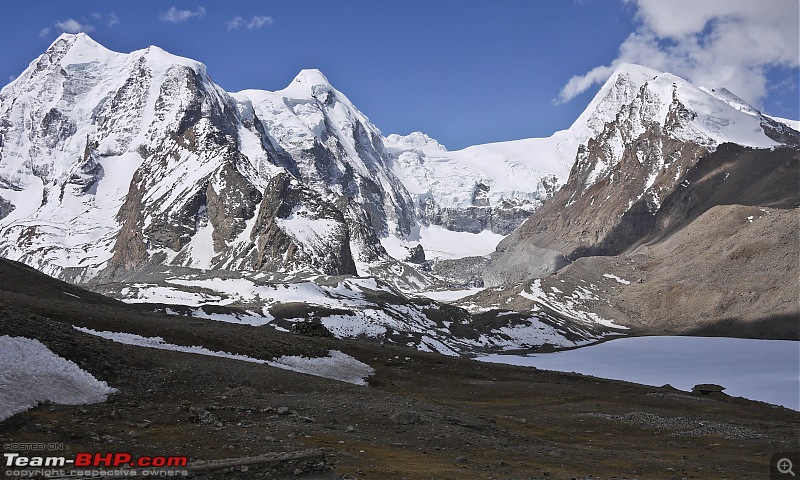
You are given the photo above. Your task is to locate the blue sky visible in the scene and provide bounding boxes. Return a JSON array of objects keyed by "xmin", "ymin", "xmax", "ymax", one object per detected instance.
[{"xmin": 1, "ymin": 1, "xmax": 797, "ymax": 150}]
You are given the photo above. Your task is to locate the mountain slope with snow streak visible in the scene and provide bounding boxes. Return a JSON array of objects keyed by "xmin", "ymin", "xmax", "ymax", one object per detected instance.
[{"xmin": 486, "ymin": 63, "xmax": 799, "ymax": 286}]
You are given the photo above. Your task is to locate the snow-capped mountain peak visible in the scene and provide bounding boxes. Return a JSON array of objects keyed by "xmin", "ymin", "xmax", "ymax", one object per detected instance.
[
  {"xmin": 570, "ymin": 63, "xmax": 662, "ymax": 139},
  {"xmin": 289, "ymin": 68, "xmax": 332, "ymax": 89},
  {"xmin": 0, "ymin": 34, "xmax": 434, "ymax": 286},
  {"xmin": 279, "ymin": 68, "xmax": 341, "ymax": 107},
  {"xmin": 54, "ymin": 32, "xmax": 116, "ymax": 63},
  {"xmin": 0, "ymin": 35, "xmax": 796, "ymax": 293}
]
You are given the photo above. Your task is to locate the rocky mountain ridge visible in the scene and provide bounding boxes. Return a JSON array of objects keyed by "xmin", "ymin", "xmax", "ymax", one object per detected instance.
[
  {"xmin": 0, "ymin": 34, "xmax": 420, "ymax": 284},
  {"xmin": 478, "ymin": 66, "xmax": 799, "ymax": 339},
  {"xmin": 0, "ymin": 33, "xmax": 586, "ymax": 287},
  {"xmin": 487, "ymin": 64, "xmax": 798, "ymax": 285},
  {"xmin": 1, "ymin": 34, "xmax": 797, "ymax": 353},
  {"xmin": 0, "ymin": 33, "xmax": 627, "ymax": 354}
]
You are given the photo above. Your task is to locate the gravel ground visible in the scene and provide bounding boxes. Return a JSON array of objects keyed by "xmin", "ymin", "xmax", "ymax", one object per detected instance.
[{"xmin": 1, "ymin": 258, "xmax": 798, "ymax": 479}]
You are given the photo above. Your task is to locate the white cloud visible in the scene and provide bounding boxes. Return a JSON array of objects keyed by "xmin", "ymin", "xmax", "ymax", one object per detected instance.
[
  {"xmin": 39, "ymin": 27, "xmax": 51, "ymax": 38},
  {"xmin": 160, "ymin": 6, "xmax": 206, "ymax": 24},
  {"xmin": 558, "ymin": 0, "xmax": 800, "ymax": 108},
  {"xmin": 227, "ymin": 15, "xmax": 273, "ymax": 30},
  {"xmin": 91, "ymin": 12, "xmax": 119, "ymax": 28},
  {"xmin": 226, "ymin": 16, "xmax": 244, "ymax": 30},
  {"xmin": 54, "ymin": 18, "xmax": 95, "ymax": 34}
]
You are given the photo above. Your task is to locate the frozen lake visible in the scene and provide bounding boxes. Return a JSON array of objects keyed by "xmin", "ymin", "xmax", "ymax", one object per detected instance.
[{"xmin": 478, "ymin": 336, "xmax": 800, "ymax": 410}]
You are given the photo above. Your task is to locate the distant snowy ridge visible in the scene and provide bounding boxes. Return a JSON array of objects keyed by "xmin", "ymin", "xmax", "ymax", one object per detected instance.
[{"xmin": 0, "ymin": 35, "xmax": 794, "ymax": 287}]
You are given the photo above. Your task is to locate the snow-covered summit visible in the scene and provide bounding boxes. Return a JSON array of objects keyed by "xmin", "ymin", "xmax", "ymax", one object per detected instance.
[
  {"xmin": 570, "ymin": 63, "xmax": 662, "ymax": 139},
  {"xmin": 54, "ymin": 32, "xmax": 118, "ymax": 63},
  {"xmin": 0, "ymin": 34, "xmax": 417, "ymax": 283},
  {"xmin": 288, "ymin": 68, "xmax": 333, "ymax": 89},
  {"xmin": 0, "ymin": 35, "xmax": 796, "ymax": 289},
  {"xmin": 384, "ymin": 132, "xmax": 447, "ymax": 154},
  {"xmin": 15, "ymin": 33, "xmax": 206, "ymax": 81},
  {"xmin": 575, "ymin": 63, "xmax": 786, "ymax": 150}
]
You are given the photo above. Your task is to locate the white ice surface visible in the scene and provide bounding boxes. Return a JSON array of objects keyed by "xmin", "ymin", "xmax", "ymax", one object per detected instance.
[
  {"xmin": 0, "ymin": 336, "xmax": 117, "ymax": 421},
  {"xmin": 478, "ymin": 336, "xmax": 800, "ymax": 410},
  {"xmin": 381, "ymin": 224, "xmax": 505, "ymax": 261},
  {"xmin": 74, "ymin": 327, "xmax": 374, "ymax": 385},
  {"xmin": 416, "ymin": 288, "xmax": 484, "ymax": 302}
]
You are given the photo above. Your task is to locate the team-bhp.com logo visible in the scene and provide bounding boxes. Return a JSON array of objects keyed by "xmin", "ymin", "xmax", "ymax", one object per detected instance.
[{"xmin": 4, "ymin": 451, "xmax": 189, "ymax": 477}]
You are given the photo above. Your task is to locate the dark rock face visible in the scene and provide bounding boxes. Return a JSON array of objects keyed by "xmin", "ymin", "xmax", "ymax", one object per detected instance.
[
  {"xmin": 291, "ymin": 321, "xmax": 333, "ymax": 337},
  {"xmin": 692, "ymin": 384, "xmax": 726, "ymax": 395},
  {"xmin": 420, "ymin": 199, "xmax": 541, "ymax": 235},
  {"xmin": 108, "ymin": 169, "xmax": 149, "ymax": 272},
  {"xmin": 414, "ymin": 174, "xmax": 560, "ymax": 235},
  {"xmin": 250, "ymin": 173, "xmax": 357, "ymax": 276},
  {"xmin": 404, "ymin": 244, "xmax": 425, "ymax": 263},
  {"xmin": 0, "ymin": 196, "xmax": 15, "ymax": 221},
  {"xmin": 205, "ymin": 163, "xmax": 263, "ymax": 254}
]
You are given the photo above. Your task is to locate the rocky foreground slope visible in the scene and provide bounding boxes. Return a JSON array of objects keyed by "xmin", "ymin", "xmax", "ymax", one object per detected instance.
[{"xmin": 1, "ymin": 258, "xmax": 797, "ymax": 479}]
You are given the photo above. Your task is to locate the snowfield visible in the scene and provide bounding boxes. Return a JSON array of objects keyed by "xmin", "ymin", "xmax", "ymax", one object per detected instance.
[
  {"xmin": 479, "ymin": 336, "xmax": 800, "ymax": 410},
  {"xmin": 381, "ymin": 224, "xmax": 506, "ymax": 261},
  {"xmin": 0, "ymin": 336, "xmax": 117, "ymax": 421}
]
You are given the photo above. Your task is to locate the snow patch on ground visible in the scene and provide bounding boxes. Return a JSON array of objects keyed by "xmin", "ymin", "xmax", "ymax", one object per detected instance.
[
  {"xmin": 271, "ymin": 350, "xmax": 375, "ymax": 386},
  {"xmin": 187, "ymin": 308, "xmax": 273, "ymax": 326},
  {"xmin": 520, "ymin": 279, "xmax": 629, "ymax": 330},
  {"xmin": 74, "ymin": 327, "xmax": 374, "ymax": 385},
  {"xmin": 602, "ymin": 273, "xmax": 631, "ymax": 285},
  {"xmin": 122, "ymin": 284, "xmax": 226, "ymax": 306},
  {"xmin": 0, "ymin": 336, "xmax": 117, "ymax": 421},
  {"xmin": 320, "ymin": 313, "xmax": 388, "ymax": 338},
  {"xmin": 479, "ymin": 336, "xmax": 800, "ymax": 410}
]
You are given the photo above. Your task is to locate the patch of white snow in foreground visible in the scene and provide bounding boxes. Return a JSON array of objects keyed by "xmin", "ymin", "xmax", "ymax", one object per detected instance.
[
  {"xmin": 74, "ymin": 327, "xmax": 374, "ymax": 386},
  {"xmin": 478, "ymin": 336, "xmax": 800, "ymax": 410},
  {"xmin": 0, "ymin": 336, "xmax": 117, "ymax": 421},
  {"xmin": 602, "ymin": 273, "xmax": 631, "ymax": 285},
  {"xmin": 271, "ymin": 351, "xmax": 375, "ymax": 386}
]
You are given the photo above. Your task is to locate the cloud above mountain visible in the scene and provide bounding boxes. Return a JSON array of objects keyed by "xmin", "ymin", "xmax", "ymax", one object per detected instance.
[
  {"xmin": 159, "ymin": 6, "xmax": 206, "ymax": 24},
  {"xmin": 227, "ymin": 15, "xmax": 273, "ymax": 31},
  {"xmin": 557, "ymin": 0, "xmax": 799, "ymax": 108}
]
